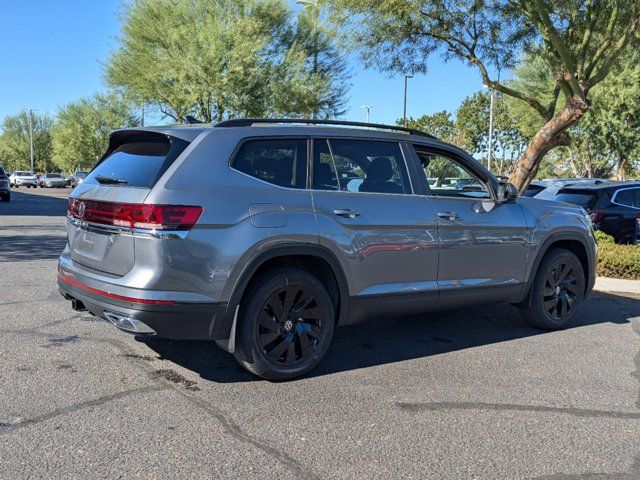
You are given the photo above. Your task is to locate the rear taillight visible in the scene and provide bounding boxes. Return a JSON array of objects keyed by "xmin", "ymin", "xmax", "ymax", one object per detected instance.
[
  {"xmin": 589, "ymin": 210, "xmax": 604, "ymax": 223},
  {"xmin": 67, "ymin": 198, "xmax": 203, "ymax": 231}
]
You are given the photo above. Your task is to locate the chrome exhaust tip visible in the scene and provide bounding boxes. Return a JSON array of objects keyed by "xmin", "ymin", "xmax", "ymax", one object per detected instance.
[{"xmin": 103, "ymin": 311, "xmax": 155, "ymax": 335}]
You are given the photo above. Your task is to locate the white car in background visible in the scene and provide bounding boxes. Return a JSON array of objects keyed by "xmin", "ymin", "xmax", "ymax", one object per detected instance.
[{"xmin": 9, "ymin": 171, "xmax": 37, "ymax": 188}]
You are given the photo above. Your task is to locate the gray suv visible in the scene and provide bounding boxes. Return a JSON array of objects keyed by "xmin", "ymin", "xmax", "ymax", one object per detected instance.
[{"xmin": 58, "ymin": 119, "xmax": 596, "ymax": 380}]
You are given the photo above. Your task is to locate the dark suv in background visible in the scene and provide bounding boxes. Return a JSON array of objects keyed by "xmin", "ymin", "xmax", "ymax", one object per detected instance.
[
  {"xmin": 0, "ymin": 167, "xmax": 9, "ymax": 202},
  {"xmin": 555, "ymin": 182, "xmax": 640, "ymax": 244},
  {"xmin": 58, "ymin": 119, "xmax": 596, "ymax": 380}
]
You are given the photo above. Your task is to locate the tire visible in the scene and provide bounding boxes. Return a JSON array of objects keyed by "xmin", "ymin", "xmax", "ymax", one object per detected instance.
[
  {"xmin": 519, "ymin": 248, "xmax": 585, "ymax": 329},
  {"xmin": 616, "ymin": 232, "xmax": 634, "ymax": 245},
  {"xmin": 233, "ymin": 267, "xmax": 335, "ymax": 380}
]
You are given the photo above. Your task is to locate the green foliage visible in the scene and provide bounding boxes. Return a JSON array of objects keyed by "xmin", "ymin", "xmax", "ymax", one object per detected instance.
[
  {"xmin": 400, "ymin": 111, "xmax": 462, "ymax": 146},
  {"xmin": 52, "ymin": 93, "xmax": 139, "ymax": 172},
  {"xmin": 106, "ymin": 0, "xmax": 349, "ymax": 122},
  {"xmin": 594, "ymin": 231, "xmax": 640, "ymax": 280},
  {"xmin": 0, "ymin": 111, "xmax": 54, "ymax": 172}
]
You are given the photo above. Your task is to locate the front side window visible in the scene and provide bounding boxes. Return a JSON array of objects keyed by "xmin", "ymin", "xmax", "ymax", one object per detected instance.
[
  {"xmin": 413, "ymin": 146, "xmax": 490, "ymax": 199},
  {"xmin": 312, "ymin": 139, "xmax": 411, "ymax": 194},
  {"xmin": 232, "ymin": 138, "xmax": 307, "ymax": 189}
]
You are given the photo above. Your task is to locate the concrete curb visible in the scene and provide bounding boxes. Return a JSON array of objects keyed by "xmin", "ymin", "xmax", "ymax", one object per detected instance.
[{"xmin": 594, "ymin": 277, "xmax": 640, "ymax": 295}]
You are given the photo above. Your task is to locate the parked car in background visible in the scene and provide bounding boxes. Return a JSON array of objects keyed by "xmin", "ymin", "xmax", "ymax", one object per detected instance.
[
  {"xmin": 9, "ymin": 171, "xmax": 37, "ymax": 188},
  {"xmin": 524, "ymin": 179, "xmax": 606, "ymax": 200},
  {"xmin": 69, "ymin": 171, "xmax": 89, "ymax": 188},
  {"xmin": 555, "ymin": 181, "xmax": 640, "ymax": 244},
  {"xmin": 0, "ymin": 167, "xmax": 10, "ymax": 202},
  {"xmin": 38, "ymin": 173, "xmax": 68, "ymax": 188},
  {"xmin": 57, "ymin": 119, "xmax": 596, "ymax": 380},
  {"xmin": 635, "ymin": 213, "xmax": 640, "ymax": 245}
]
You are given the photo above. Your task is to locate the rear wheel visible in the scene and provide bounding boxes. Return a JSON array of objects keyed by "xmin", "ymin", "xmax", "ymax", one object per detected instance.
[
  {"xmin": 519, "ymin": 249, "xmax": 585, "ymax": 329},
  {"xmin": 233, "ymin": 267, "xmax": 335, "ymax": 380}
]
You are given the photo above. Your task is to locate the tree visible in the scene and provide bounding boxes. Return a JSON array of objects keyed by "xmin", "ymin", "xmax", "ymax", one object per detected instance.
[
  {"xmin": 455, "ymin": 91, "xmax": 528, "ymax": 175},
  {"xmin": 328, "ymin": 0, "xmax": 640, "ymax": 192},
  {"xmin": 52, "ymin": 93, "xmax": 139, "ymax": 172},
  {"xmin": 106, "ymin": 0, "xmax": 349, "ymax": 123},
  {"xmin": 400, "ymin": 111, "xmax": 463, "ymax": 145},
  {"xmin": 0, "ymin": 111, "xmax": 54, "ymax": 172}
]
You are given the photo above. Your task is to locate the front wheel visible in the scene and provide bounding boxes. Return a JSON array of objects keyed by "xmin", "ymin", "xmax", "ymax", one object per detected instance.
[
  {"xmin": 233, "ymin": 267, "xmax": 335, "ymax": 381},
  {"xmin": 519, "ymin": 248, "xmax": 585, "ymax": 329}
]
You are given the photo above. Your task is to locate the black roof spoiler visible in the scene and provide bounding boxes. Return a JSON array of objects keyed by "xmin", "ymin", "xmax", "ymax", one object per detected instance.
[{"xmin": 213, "ymin": 118, "xmax": 438, "ymax": 139}]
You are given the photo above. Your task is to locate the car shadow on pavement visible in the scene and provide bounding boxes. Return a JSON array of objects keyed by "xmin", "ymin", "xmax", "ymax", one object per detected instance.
[
  {"xmin": 0, "ymin": 234, "xmax": 68, "ymax": 262},
  {"xmin": 140, "ymin": 291, "xmax": 639, "ymax": 383}
]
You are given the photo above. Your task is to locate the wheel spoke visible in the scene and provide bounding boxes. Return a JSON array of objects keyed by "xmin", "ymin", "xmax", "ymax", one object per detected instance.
[
  {"xmin": 257, "ymin": 311, "xmax": 279, "ymax": 332},
  {"xmin": 543, "ymin": 298, "xmax": 557, "ymax": 313},
  {"xmin": 265, "ymin": 336, "xmax": 292, "ymax": 362},
  {"xmin": 298, "ymin": 321, "xmax": 321, "ymax": 339},
  {"xmin": 564, "ymin": 282, "xmax": 580, "ymax": 295},
  {"xmin": 558, "ymin": 264, "xmax": 573, "ymax": 282},
  {"xmin": 543, "ymin": 286, "xmax": 555, "ymax": 297},
  {"xmin": 546, "ymin": 270, "xmax": 556, "ymax": 289},
  {"xmin": 297, "ymin": 327, "xmax": 314, "ymax": 357},
  {"xmin": 283, "ymin": 341, "xmax": 297, "ymax": 365},
  {"xmin": 267, "ymin": 293, "xmax": 285, "ymax": 321},
  {"xmin": 291, "ymin": 296, "xmax": 313, "ymax": 314},
  {"xmin": 282, "ymin": 286, "xmax": 301, "ymax": 315},
  {"xmin": 559, "ymin": 295, "xmax": 568, "ymax": 317},
  {"xmin": 552, "ymin": 265, "xmax": 561, "ymax": 284}
]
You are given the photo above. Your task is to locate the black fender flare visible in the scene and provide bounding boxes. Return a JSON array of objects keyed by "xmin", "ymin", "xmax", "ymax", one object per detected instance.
[
  {"xmin": 214, "ymin": 243, "xmax": 350, "ymax": 344},
  {"xmin": 519, "ymin": 232, "xmax": 595, "ymax": 305}
]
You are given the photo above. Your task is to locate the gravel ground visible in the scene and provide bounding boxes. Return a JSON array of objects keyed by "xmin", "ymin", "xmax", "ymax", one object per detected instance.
[{"xmin": 1, "ymin": 187, "xmax": 639, "ymax": 479}]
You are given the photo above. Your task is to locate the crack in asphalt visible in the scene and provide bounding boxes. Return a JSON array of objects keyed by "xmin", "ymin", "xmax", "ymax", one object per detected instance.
[
  {"xmin": 4, "ymin": 327, "xmax": 319, "ymax": 480},
  {"xmin": 0, "ymin": 385, "xmax": 168, "ymax": 434},
  {"xmin": 396, "ymin": 400, "xmax": 640, "ymax": 419}
]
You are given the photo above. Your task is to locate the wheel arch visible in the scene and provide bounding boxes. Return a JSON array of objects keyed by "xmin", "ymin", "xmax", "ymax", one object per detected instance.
[
  {"xmin": 215, "ymin": 244, "xmax": 350, "ymax": 350},
  {"xmin": 520, "ymin": 232, "xmax": 595, "ymax": 306}
]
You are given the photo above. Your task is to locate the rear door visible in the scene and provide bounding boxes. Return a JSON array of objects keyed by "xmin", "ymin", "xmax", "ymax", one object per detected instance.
[
  {"xmin": 311, "ymin": 138, "xmax": 439, "ymax": 304},
  {"xmin": 67, "ymin": 131, "xmax": 189, "ymax": 276}
]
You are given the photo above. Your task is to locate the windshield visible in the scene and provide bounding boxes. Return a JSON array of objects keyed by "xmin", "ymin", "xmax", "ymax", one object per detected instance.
[
  {"xmin": 15, "ymin": 171, "xmax": 31, "ymax": 176},
  {"xmin": 76, "ymin": 172, "xmax": 88, "ymax": 178},
  {"xmin": 48, "ymin": 173, "xmax": 62, "ymax": 178}
]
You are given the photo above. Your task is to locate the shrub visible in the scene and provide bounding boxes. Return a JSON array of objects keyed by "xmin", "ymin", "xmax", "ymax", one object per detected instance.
[{"xmin": 594, "ymin": 231, "xmax": 640, "ymax": 280}]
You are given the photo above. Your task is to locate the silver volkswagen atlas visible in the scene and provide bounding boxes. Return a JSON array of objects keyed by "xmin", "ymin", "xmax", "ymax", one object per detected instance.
[{"xmin": 58, "ymin": 119, "xmax": 596, "ymax": 380}]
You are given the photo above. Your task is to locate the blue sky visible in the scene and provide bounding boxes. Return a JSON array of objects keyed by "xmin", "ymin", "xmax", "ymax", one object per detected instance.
[{"xmin": 0, "ymin": 0, "xmax": 488, "ymax": 126}]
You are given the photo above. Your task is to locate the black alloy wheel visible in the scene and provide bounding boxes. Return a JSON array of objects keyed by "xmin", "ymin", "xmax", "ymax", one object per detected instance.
[
  {"xmin": 542, "ymin": 261, "xmax": 579, "ymax": 320},
  {"xmin": 257, "ymin": 286, "xmax": 324, "ymax": 366}
]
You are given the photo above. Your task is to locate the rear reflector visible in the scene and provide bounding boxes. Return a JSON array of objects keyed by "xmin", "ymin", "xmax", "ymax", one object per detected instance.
[
  {"xmin": 58, "ymin": 272, "xmax": 175, "ymax": 305},
  {"xmin": 589, "ymin": 210, "xmax": 605, "ymax": 223},
  {"xmin": 67, "ymin": 198, "xmax": 202, "ymax": 231}
]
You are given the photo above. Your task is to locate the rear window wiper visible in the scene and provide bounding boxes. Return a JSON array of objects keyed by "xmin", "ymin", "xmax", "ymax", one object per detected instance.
[{"xmin": 95, "ymin": 175, "xmax": 128, "ymax": 185}]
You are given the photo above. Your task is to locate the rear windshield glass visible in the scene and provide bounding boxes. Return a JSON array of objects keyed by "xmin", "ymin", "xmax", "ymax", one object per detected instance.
[
  {"xmin": 48, "ymin": 173, "xmax": 62, "ymax": 178},
  {"xmin": 15, "ymin": 171, "xmax": 30, "ymax": 176},
  {"xmin": 523, "ymin": 185, "xmax": 545, "ymax": 197},
  {"xmin": 84, "ymin": 138, "xmax": 176, "ymax": 188},
  {"xmin": 555, "ymin": 191, "xmax": 597, "ymax": 208}
]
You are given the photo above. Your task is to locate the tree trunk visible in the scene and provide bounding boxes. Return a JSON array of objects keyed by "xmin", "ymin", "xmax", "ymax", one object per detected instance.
[
  {"xmin": 508, "ymin": 97, "xmax": 589, "ymax": 193},
  {"xmin": 615, "ymin": 156, "xmax": 628, "ymax": 181}
]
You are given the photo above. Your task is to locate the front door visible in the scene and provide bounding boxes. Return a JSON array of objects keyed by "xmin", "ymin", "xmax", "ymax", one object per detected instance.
[{"xmin": 410, "ymin": 144, "xmax": 529, "ymax": 307}]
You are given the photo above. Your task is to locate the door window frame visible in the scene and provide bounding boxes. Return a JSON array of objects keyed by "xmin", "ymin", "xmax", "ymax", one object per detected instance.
[
  {"xmin": 308, "ymin": 137, "xmax": 416, "ymax": 196},
  {"xmin": 406, "ymin": 143, "xmax": 499, "ymax": 201}
]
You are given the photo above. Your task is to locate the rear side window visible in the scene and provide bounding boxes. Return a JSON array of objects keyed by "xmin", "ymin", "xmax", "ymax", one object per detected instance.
[
  {"xmin": 523, "ymin": 185, "xmax": 545, "ymax": 197},
  {"xmin": 232, "ymin": 138, "xmax": 307, "ymax": 189},
  {"xmin": 614, "ymin": 188, "xmax": 636, "ymax": 207},
  {"xmin": 314, "ymin": 139, "xmax": 410, "ymax": 194},
  {"xmin": 555, "ymin": 191, "xmax": 598, "ymax": 209},
  {"xmin": 84, "ymin": 134, "xmax": 187, "ymax": 189}
]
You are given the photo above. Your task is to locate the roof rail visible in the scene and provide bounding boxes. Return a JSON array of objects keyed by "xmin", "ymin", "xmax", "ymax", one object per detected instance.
[{"xmin": 213, "ymin": 118, "xmax": 437, "ymax": 139}]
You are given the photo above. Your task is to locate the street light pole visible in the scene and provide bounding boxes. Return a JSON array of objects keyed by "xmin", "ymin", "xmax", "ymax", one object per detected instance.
[
  {"xmin": 403, "ymin": 74, "xmax": 413, "ymax": 126},
  {"xmin": 483, "ymin": 85, "xmax": 495, "ymax": 172},
  {"xmin": 361, "ymin": 104, "xmax": 373, "ymax": 123},
  {"xmin": 28, "ymin": 109, "xmax": 35, "ymax": 173}
]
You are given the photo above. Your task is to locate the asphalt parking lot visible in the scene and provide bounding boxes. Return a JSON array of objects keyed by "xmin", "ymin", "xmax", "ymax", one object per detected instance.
[{"xmin": 1, "ymin": 188, "xmax": 639, "ymax": 479}]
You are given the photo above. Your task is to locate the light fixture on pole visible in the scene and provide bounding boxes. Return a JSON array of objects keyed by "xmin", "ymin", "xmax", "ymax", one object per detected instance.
[
  {"xmin": 483, "ymin": 84, "xmax": 495, "ymax": 172},
  {"xmin": 361, "ymin": 104, "xmax": 373, "ymax": 123},
  {"xmin": 403, "ymin": 73, "xmax": 413, "ymax": 126}
]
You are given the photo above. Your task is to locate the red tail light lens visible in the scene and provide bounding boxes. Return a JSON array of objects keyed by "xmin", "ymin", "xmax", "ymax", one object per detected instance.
[
  {"xmin": 68, "ymin": 198, "xmax": 203, "ymax": 231},
  {"xmin": 589, "ymin": 210, "xmax": 604, "ymax": 223}
]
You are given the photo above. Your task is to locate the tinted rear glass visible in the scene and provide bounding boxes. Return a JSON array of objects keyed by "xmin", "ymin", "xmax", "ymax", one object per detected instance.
[
  {"xmin": 523, "ymin": 185, "xmax": 545, "ymax": 197},
  {"xmin": 555, "ymin": 191, "xmax": 597, "ymax": 208},
  {"xmin": 232, "ymin": 138, "xmax": 307, "ymax": 188},
  {"xmin": 84, "ymin": 138, "xmax": 175, "ymax": 188}
]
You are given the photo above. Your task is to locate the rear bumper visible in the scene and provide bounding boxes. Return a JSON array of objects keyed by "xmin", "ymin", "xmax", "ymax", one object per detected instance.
[{"xmin": 57, "ymin": 273, "xmax": 228, "ymax": 340}]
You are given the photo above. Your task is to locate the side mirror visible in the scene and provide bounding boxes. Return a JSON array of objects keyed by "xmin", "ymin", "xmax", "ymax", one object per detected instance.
[{"xmin": 496, "ymin": 181, "xmax": 518, "ymax": 202}]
